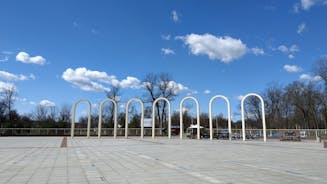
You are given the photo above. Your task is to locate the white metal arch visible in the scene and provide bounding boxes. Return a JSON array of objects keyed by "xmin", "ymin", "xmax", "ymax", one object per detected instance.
[
  {"xmin": 180, "ymin": 96, "xmax": 200, "ymax": 140},
  {"xmin": 152, "ymin": 97, "xmax": 171, "ymax": 139},
  {"xmin": 241, "ymin": 93, "xmax": 267, "ymax": 142},
  {"xmin": 125, "ymin": 98, "xmax": 144, "ymax": 139},
  {"xmin": 71, "ymin": 99, "xmax": 92, "ymax": 138},
  {"xmin": 98, "ymin": 98, "xmax": 118, "ymax": 139},
  {"xmin": 209, "ymin": 95, "xmax": 232, "ymax": 141}
]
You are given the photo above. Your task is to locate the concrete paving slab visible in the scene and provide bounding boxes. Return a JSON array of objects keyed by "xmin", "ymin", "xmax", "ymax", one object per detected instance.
[{"xmin": 0, "ymin": 137, "xmax": 326, "ymax": 184}]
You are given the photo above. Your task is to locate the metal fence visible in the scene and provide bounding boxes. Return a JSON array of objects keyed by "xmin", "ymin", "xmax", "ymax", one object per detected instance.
[
  {"xmin": 0, "ymin": 128, "xmax": 326, "ymax": 140},
  {"xmin": 0, "ymin": 128, "xmax": 164, "ymax": 137}
]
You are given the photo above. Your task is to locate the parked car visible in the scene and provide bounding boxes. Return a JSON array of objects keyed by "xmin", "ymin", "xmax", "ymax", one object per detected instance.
[{"xmin": 231, "ymin": 133, "xmax": 241, "ymax": 139}]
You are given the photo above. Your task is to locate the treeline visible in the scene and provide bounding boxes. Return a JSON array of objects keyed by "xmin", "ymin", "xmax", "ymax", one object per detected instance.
[{"xmin": 1, "ymin": 59, "xmax": 327, "ymax": 129}]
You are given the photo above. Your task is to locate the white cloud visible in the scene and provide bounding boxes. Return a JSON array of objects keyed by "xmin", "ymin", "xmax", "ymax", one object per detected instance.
[
  {"xmin": 276, "ymin": 44, "xmax": 299, "ymax": 58},
  {"xmin": 204, "ymin": 90, "xmax": 211, "ymax": 94},
  {"xmin": 161, "ymin": 34, "xmax": 171, "ymax": 40},
  {"xmin": 293, "ymin": 3, "xmax": 300, "ymax": 13},
  {"xmin": 1, "ymin": 51, "xmax": 13, "ymax": 55},
  {"xmin": 294, "ymin": 0, "xmax": 327, "ymax": 11},
  {"xmin": 277, "ymin": 45, "xmax": 289, "ymax": 53},
  {"xmin": 120, "ymin": 76, "xmax": 141, "ymax": 89},
  {"xmin": 187, "ymin": 90, "xmax": 198, "ymax": 96},
  {"xmin": 237, "ymin": 95, "xmax": 244, "ymax": 100},
  {"xmin": 119, "ymin": 103, "xmax": 125, "ymax": 109},
  {"xmin": 0, "ymin": 81, "xmax": 16, "ymax": 92},
  {"xmin": 288, "ymin": 54, "xmax": 295, "ymax": 59},
  {"xmin": 0, "ymin": 56, "xmax": 9, "ymax": 62},
  {"xmin": 0, "ymin": 70, "xmax": 35, "ymax": 81},
  {"xmin": 251, "ymin": 47, "xmax": 265, "ymax": 56},
  {"xmin": 297, "ymin": 23, "xmax": 306, "ymax": 34},
  {"xmin": 178, "ymin": 33, "xmax": 247, "ymax": 63},
  {"xmin": 29, "ymin": 74, "xmax": 36, "ymax": 80},
  {"xmin": 301, "ymin": 0, "xmax": 316, "ymax": 9},
  {"xmin": 62, "ymin": 67, "xmax": 142, "ymax": 92},
  {"xmin": 39, "ymin": 100, "xmax": 56, "ymax": 107},
  {"xmin": 161, "ymin": 48, "xmax": 175, "ymax": 55},
  {"xmin": 289, "ymin": 45, "xmax": 299, "ymax": 52},
  {"xmin": 299, "ymin": 74, "xmax": 322, "ymax": 81},
  {"xmin": 62, "ymin": 68, "xmax": 115, "ymax": 92},
  {"xmin": 16, "ymin": 52, "xmax": 46, "ymax": 65},
  {"xmin": 283, "ymin": 65, "xmax": 302, "ymax": 73},
  {"xmin": 171, "ymin": 10, "xmax": 179, "ymax": 22},
  {"xmin": 167, "ymin": 81, "xmax": 189, "ymax": 95}
]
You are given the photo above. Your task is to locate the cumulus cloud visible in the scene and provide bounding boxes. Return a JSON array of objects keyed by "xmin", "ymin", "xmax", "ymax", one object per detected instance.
[
  {"xmin": 204, "ymin": 90, "xmax": 211, "ymax": 94},
  {"xmin": 297, "ymin": 22, "xmax": 306, "ymax": 34},
  {"xmin": 276, "ymin": 44, "xmax": 299, "ymax": 58},
  {"xmin": 161, "ymin": 48, "xmax": 175, "ymax": 55},
  {"xmin": 301, "ymin": 0, "xmax": 327, "ymax": 10},
  {"xmin": 120, "ymin": 77, "xmax": 141, "ymax": 89},
  {"xmin": 289, "ymin": 45, "xmax": 299, "ymax": 52},
  {"xmin": 277, "ymin": 45, "xmax": 289, "ymax": 53},
  {"xmin": 0, "ymin": 81, "xmax": 16, "ymax": 92},
  {"xmin": 299, "ymin": 74, "xmax": 322, "ymax": 81},
  {"xmin": 166, "ymin": 81, "xmax": 190, "ymax": 95},
  {"xmin": 62, "ymin": 67, "xmax": 142, "ymax": 92},
  {"xmin": 0, "ymin": 70, "xmax": 35, "ymax": 81},
  {"xmin": 62, "ymin": 68, "xmax": 115, "ymax": 92},
  {"xmin": 294, "ymin": 0, "xmax": 327, "ymax": 11},
  {"xmin": 301, "ymin": 0, "xmax": 316, "ymax": 9},
  {"xmin": 251, "ymin": 47, "xmax": 265, "ymax": 56},
  {"xmin": 178, "ymin": 33, "xmax": 247, "ymax": 63},
  {"xmin": 16, "ymin": 52, "xmax": 46, "ymax": 65},
  {"xmin": 171, "ymin": 10, "xmax": 179, "ymax": 22},
  {"xmin": 187, "ymin": 90, "xmax": 198, "ymax": 96},
  {"xmin": 237, "ymin": 95, "xmax": 244, "ymax": 100},
  {"xmin": 161, "ymin": 34, "xmax": 171, "ymax": 40},
  {"xmin": 39, "ymin": 100, "xmax": 56, "ymax": 107},
  {"xmin": 283, "ymin": 65, "xmax": 302, "ymax": 73},
  {"xmin": 288, "ymin": 54, "xmax": 295, "ymax": 59}
]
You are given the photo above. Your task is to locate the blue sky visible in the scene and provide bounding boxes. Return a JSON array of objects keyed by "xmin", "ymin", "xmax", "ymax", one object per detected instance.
[{"xmin": 0, "ymin": 0, "xmax": 327, "ymax": 120}]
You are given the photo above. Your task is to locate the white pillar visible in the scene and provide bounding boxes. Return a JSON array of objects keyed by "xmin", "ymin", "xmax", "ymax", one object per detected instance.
[
  {"xmin": 241, "ymin": 93, "xmax": 267, "ymax": 142},
  {"xmin": 125, "ymin": 98, "xmax": 144, "ymax": 139},
  {"xmin": 209, "ymin": 95, "xmax": 231, "ymax": 141},
  {"xmin": 152, "ymin": 97, "xmax": 171, "ymax": 139},
  {"xmin": 98, "ymin": 99, "xmax": 117, "ymax": 139},
  {"xmin": 71, "ymin": 99, "xmax": 92, "ymax": 138},
  {"xmin": 179, "ymin": 96, "xmax": 200, "ymax": 140}
]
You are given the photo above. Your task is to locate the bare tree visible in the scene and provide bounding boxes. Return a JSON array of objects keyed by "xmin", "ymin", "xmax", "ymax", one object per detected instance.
[
  {"xmin": 1, "ymin": 86, "xmax": 17, "ymax": 121},
  {"xmin": 143, "ymin": 73, "xmax": 179, "ymax": 133},
  {"xmin": 59, "ymin": 104, "xmax": 71, "ymax": 123},
  {"xmin": 34, "ymin": 105, "xmax": 48, "ymax": 122},
  {"xmin": 314, "ymin": 58, "xmax": 327, "ymax": 90},
  {"xmin": 264, "ymin": 83, "xmax": 285, "ymax": 128},
  {"xmin": 104, "ymin": 86, "xmax": 121, "ymax": 127},
  {"xmin": 314, "ymin": 58, "xmax": 327, "ymax": 128},
  {"xmin": 47, "ymin": 106, "xmax": 57, "ymax": 122},
  {"xmin": 0, "ymin": 101, "xmax": 6, "ymax": 125}
]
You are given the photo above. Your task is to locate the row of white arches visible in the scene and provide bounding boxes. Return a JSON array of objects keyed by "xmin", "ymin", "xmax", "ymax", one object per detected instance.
[{"xmin": 71, "ymin": 93, "xmax": 267, "ymax": 142}]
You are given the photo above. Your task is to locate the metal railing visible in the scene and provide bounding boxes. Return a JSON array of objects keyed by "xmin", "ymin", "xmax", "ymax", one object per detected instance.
[
  {"xmin": 0, "ymin": 128, "xmax": 165, "ymax": 136},
  {"xmin": 1, "ymin": 128, "xmax": 327, "ymax": 140}
]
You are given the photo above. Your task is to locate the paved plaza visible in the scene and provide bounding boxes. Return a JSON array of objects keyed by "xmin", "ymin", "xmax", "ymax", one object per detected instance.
[{"xmin": 0, "ymin": 137, "xmax": 326, "ymax": 184}]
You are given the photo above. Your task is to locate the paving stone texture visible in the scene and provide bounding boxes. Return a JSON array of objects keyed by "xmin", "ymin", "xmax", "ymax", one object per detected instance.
[{"xmin": 0, "ymin": 137, "xmax": 326, "ymax": 184}]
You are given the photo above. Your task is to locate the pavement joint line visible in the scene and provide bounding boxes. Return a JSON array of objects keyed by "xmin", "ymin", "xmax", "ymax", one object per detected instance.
[
  {"xmin": 125, "ymin": 150, "xmax": 223, "ymax": 184},
  {"xmin": 1, "ymin": 137, "xmax": 326, "ymax": 183},
  {"xmin": 228, "ymin": 160, "xmax": 323, "ymax": 182}
]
